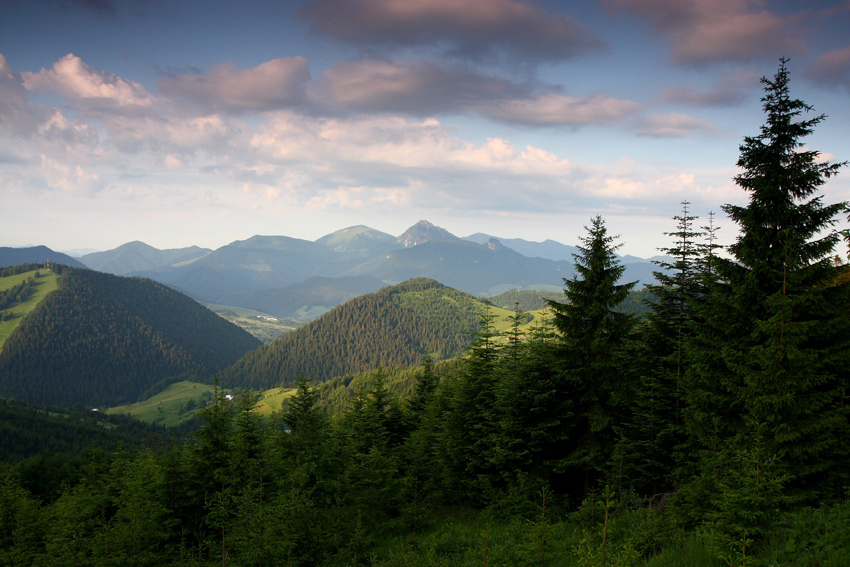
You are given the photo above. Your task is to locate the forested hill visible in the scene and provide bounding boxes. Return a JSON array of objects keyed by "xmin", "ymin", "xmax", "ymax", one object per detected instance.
[
  {"xmin": 0, "ymin": 398, "xmax": 167, "ymax": 462},
  {"xmin": 0, "ymin": 269, "xmax": 261, "ymax": 407},
  {"xmin": 220, "ymin": 277, "xmax": 482, "ymax": 390}
]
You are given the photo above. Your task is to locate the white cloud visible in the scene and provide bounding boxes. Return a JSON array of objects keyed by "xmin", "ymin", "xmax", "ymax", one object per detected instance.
[
  {"xmin": 22, "ymin": 53, "xmax": 154, "ymax": 107},
  {"xmin": 40, "ymin": 155, "xmax": 102, "ymax": 193},
  {"xmin": 0, "ymin": 53, "xmax": 50, "ymax": 136}
]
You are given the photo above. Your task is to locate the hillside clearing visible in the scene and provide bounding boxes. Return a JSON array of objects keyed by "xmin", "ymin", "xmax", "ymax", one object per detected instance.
[
  {"xmin": 0, "ymin": 269, "xmax": 58, "ymax": 350},
  {"xmin": 106, "ymin": 380, "xmax": 297, "ymax": 426}
]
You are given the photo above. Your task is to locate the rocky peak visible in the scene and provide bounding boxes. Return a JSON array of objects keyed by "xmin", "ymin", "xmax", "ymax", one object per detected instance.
[{"xmin": 395, "ymin": 220, "xmax": 458, "ymax": 248}]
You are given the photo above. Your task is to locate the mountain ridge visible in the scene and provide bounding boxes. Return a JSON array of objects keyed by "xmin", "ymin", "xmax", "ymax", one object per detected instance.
[{"xmin": 44, "ymin": 220, "xmax": 661, "ymax": 319}]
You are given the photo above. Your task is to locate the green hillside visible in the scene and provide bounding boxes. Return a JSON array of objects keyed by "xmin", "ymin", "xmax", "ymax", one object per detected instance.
[
  {"xmin": 487, "ymin": 288, "xmax": 561, "ymax": 311},
  {"xmin": 220, "ymin": 278, "xmax": 489, "ymax": 390},
  {"xmin": 106, "ymin": 380, "xmax": 219, "ymax": 427},
  {"xmin": 0, "ymin": 269, "xmax": 262, "ymax": 407},
  {"xmin": 0, "ymin": 268, "xmax": 58, "ymax": 350},
  {"xmin": 106, "ymin": 381, "xmax": 296, "ymax": 426},
  {"xmin": 312, "ymin": 358, "xmax": 467, "ymax": 415}
]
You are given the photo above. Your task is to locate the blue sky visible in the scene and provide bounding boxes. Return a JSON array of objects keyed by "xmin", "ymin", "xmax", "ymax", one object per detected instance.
[{"xmin": 2, "ymin": 0, "xmax": 849, "ymax": 257}]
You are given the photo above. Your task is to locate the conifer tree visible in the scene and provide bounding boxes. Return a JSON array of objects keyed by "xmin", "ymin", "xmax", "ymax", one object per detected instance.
[
  {"xmin": 282, "ymin": 375, "xmax": 322, "ymax": 432},
  {"xmin": 437, "ymin": 303, "xmax": 504, "ymax": 502},
  {"xmin": 548, "ymin": 215, "xmax": 637, "ymax": 493},
  {"xmin": 619, "ymin": 203, "xmax": 706, "ymax": 493},
  {"xmin": 685, "ymin": 58, "xmax": 850, "ymax": 501},
  {"xmin": 494, "ymin": 312, "xmax": 573, "ymax": 494},
  {"xmin": 405, "ymin": 356, "xmax": 438, "ymax": 423}
]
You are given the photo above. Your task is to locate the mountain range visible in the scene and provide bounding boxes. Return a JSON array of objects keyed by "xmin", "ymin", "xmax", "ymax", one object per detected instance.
[
  {"xmin": 2, "ymin": 221, "xmax": 661, "ymax": 321},
  {"xmin": 60, "ymin": 221, "xmax": 659, "ymax": 319}
]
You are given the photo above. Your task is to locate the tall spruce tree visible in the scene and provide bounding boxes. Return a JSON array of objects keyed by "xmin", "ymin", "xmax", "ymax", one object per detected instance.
[
  {"xmin": 619, "ymin": 203, "xmax": 705, "ymax": 494},
  {"xmin": 684, "ymin": 59, "xmax": 850, "ymax": 502},
  {"xmin": 548, "ymin": 215, "xmax": 637, "ymax": 494}
]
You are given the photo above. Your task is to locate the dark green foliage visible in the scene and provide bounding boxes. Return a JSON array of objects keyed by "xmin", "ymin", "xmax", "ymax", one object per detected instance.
[
  {"xmin": 0, "ymin": 269, "xmax": 260, "ymax": 406},
  {"xmin": 282, "ymin": 375, "xmax": 322, "ymax": 430},
  {"xmin": 0, "ymin": 398, "xmax": 166, "ymax": 463},
  {"xmin": 707, "ymin": 421, "xmax": 792, "ymax": 561},
  {"xmin": 1, "ymin": 263, "xmax": 70, "ymax": 277},
  {"xmin": 617, "ymin": 203, "xmax": 708, "ymax": 494},
  {"xmin": 0, "ymin": 470, "xmax": 45, "ymax": 566},
  {"xmin": 438, "ymin": 303, "xmax": 504, "ymax": 503},
  {"xmin": 405, "ymin": 355, "xmax": 438, "ymax": 421},
  {"xmin": 222, "ymin": 278, "xmax": 481, "ymax": 390},
  {"xmin": 684, "ymin": 59, "xmax": 850, "ymax": 503},
  {"xmin": 492, "ymin": 314, "xmax": 573, "ymax": 496},
  {"xmin": 548, "ymin": 215, "xmax": 637, "ymax": 492}
]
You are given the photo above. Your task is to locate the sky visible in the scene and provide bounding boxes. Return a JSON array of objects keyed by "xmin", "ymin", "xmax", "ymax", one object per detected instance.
[{"xmin": 2, "ymin": 0, "xmax": 849, "ymax": 257}]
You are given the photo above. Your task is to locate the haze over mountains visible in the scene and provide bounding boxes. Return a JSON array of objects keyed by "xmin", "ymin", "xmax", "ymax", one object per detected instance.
[{"xmin": 46, "ymin": 220, "xmax": 658, "ymax": 319}]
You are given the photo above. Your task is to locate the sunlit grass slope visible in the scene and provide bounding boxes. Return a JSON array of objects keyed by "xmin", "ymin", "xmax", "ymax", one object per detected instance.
[
  {"xmin": 0, "ymin": 269, "xmax": 58, "ymax": 350},
  {"xmin": 106, "ymin": 380, "xmax": 297, "ymax": 426},
  {"xmin": 106, "ymin": 381, "xmax": 217, "ymax": 427}
]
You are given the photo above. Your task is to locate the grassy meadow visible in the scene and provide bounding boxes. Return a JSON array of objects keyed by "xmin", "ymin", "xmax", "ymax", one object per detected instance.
[
  {"xmin": 106, "ymin": 380, "xmax": 297, "ymax": 426},
  {"xmin": 0, "ymin": 269, "xmax": 58, "ymax": 350},
  {"xmin": 106, "ymin": 381, "xmax": 218, "ymax": 426}
]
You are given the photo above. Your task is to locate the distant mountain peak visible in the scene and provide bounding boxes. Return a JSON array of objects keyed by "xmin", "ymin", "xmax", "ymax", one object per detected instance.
[
  {"xmin": 487, "ymin": 238, "xmax": 511, "ymax": 252},
  {"xmin": 316, "ymin": 225, "xmax": 394, "ymax": 253},
  {"xmin": 396, "ymin": 220, "xmax": 458, "ymax": 248}
]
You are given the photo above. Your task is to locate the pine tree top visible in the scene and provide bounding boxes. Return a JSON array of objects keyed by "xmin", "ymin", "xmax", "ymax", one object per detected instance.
[{"xmin": 723, "ymin": 58, "xmax": 847, "ymax": 278}]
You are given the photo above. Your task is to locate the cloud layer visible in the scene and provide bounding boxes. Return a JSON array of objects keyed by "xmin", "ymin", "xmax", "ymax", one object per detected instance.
[
  {"xmin": 2, "ymin": 0, "xmax": 847, "ymax": 254},
  {"xmin": 606, "ymin": 0, "xmax": 806, "ymax": 65},
  {"xmin": 298, "ymin": 0, "xmax": 606, "ymax": 65}
]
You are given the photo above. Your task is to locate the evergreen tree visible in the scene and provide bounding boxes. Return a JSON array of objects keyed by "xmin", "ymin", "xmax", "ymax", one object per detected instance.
[
  {"xmin": 548, "ymin": 215, "xmax": 637, "ymax": 494},
  {"xmin": 493, "ymin": 313, "xmax": 573, "ymax": 499},
  {"xmin": 647, "ymin": 201, "xmax": 704, "ymax": 375},
  {"xmin": 405, "ymin": 356, "xmax": 438, "ymax": 424},
  {"xmin": 0, "ymin": 471, "xmax": 45, "ymax": 566},
  {"xmin": 685, "ymin": 58, "xmax": 850, "ymax": 502},
  {"xmin": 440, "ymin": 303, "xmax": 503, "ymax": 502},
  {"xmin": 282, "ymin": 375, "xmax": 322, "ymax": 432},
  {"xmin": 619, "ymin": 203, "xmax": 707, "ymax": 494}
]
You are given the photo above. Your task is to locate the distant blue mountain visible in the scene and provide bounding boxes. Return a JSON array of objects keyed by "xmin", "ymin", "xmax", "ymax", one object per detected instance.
[
  {"xmin": 0, "ymin": 246, "xmax": 86, "ymax": 269},
  {"xmin": 70, "ymin": 220, "xmax": 660, "ymax": 319}
]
